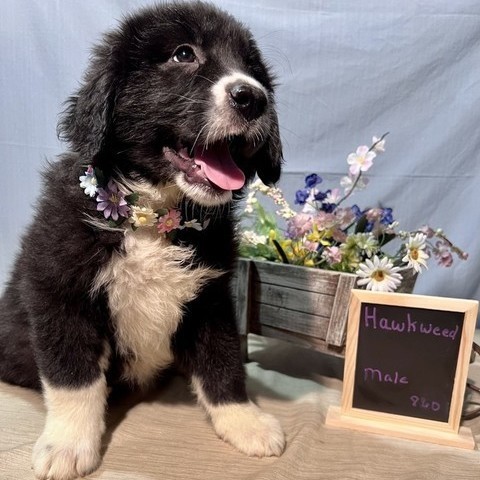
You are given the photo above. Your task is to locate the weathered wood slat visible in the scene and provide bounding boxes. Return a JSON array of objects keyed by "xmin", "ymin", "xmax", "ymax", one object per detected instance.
[
  {"xmin": 252, "ymin": 282, "xmax": 335, "ymax": 318},
  {"xmin": 255, "ymin": 303, "xmax": 330, "ymax": 339},
  {"xmin": 251, "ymin": 260, "xmax": 339, "ymax": 296},
  {"xmin": 326, "ymin": 273, "xmax": 358, "ymax": 346}
]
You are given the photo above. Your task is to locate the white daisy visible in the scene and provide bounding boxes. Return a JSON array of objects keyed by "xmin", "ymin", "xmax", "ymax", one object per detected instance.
[
  {"xmin": 356, "ymin": 255, "xmax": 403, "ymax": 292},
  {"xmin": 402, "ymin": 233, "xmax": 429, "ymax": 273},
  {"xmin": 128, "ymin": 206, "xmax": 158, "ymax": 228}
]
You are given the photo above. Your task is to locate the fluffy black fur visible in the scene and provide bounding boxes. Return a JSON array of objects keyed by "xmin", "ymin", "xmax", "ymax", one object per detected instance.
[{"xmin": 0, "ymin": 1, "xmax": 282, "ymax": 398}]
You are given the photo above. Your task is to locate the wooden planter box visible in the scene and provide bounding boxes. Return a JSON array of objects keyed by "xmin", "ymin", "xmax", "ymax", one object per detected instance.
[{"xmin": 233, "ymin": 258, "xmax": 416, "ymax": 359}]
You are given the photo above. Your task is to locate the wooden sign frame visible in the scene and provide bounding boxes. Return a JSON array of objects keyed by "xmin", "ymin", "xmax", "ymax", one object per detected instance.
[{"xmin": 326, "ymin": 290, "xmax": 478, "ymax": 449}]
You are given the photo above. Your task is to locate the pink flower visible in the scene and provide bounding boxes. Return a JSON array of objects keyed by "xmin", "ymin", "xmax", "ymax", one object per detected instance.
[
  {"xmin": 434, "ymin": 241, "xmax": 453, "ymax": 267},
  {"xmin": 325, "ymin": 188, "xmax": 342, "ymax": 205},
  {"xmin": 334, "ymin": 207, "xmax": 355, "ymax": 229},
  {"xmin": 157, "ymin": 209, "xmax": 181, "ymax": 233},
  {"xmin": 332, "ymin": 228, "xmax": 347, "ymax": 243},
  {"xmin": 286, "ymin": 213, "xmax": 313, "ymax": 238},
  {"xmin": 314, "ymin": 212, "xmax": 337, "ymax": 230},
  {"xmin": 347, "ymin": 145, "xmax": 376, "ymax": 176},
  {"xmin": 304, "ymin": 240, "xmax": 319, "ymax": 252},
  {"xmin": 365, "ymin": 208, "xmax": 382, "ymax": 222},
  {"xmin": 322, "ymin": 246, "xmax": 342, "ymax": 265}
]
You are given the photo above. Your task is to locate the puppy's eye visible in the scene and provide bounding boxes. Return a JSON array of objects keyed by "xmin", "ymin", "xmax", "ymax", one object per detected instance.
[{"xmin": 172, "ymin": 45, "xmax": 196, "ymax": 63}]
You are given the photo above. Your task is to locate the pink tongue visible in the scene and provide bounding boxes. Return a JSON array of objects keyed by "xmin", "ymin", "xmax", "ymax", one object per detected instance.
[{"xmin": 194, "ymin": 143, "xmax": 245, "ymax": 191}]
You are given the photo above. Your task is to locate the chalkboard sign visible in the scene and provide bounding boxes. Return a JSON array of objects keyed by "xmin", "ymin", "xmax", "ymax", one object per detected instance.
[
  {"xmin": 353, "ymin": 302, "xmax": 463, "ymax": 422},
  {"xmin": 326, "ymin": 290, "xmax": 478, "ymax": 449}
]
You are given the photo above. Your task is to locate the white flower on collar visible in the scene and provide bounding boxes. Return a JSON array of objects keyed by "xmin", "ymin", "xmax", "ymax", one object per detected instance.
[
  {"xmin": 129, "ymin": 206, "xmax": 158, "ymax": 228},
  {"xmin": 79, "ymin": 165, "xmax": 98, "ymax": 197}
]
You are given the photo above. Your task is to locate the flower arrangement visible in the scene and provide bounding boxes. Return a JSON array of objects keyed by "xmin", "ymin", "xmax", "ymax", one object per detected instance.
[
  {"xmin": 240, "ymin": 134, "xmax": 468, "ymax": 292},
  {"xmin": 79, "ymin": 165, "xmax": 209, "ymax": 235}
]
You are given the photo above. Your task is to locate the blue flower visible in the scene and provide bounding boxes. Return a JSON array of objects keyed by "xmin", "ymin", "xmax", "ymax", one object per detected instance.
[
  {"xmin": 305, "ymin": 174, "xmax": 322, "ymax": 188},
  {"xmin": 351, "ymin": 204, "xmax": 363, "ymax": 219},
  {"xmin": 380, "ymin": 208, "xmax": 394, "ymax": 225},
  {"xmin": 295, "ymin": 189, "xmax": 309, "ymax": 205}
]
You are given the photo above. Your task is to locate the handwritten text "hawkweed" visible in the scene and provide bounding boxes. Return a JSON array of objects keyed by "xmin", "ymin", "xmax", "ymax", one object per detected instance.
[{"xmin": 363, "ymin": 306, "xmax": 459, "ymax": 341}]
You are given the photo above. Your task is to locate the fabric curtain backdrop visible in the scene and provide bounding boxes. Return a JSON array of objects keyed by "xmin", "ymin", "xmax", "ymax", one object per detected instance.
[{"xmin": 1, "ymin": 0, "xmax": 479, "ymax": 322}]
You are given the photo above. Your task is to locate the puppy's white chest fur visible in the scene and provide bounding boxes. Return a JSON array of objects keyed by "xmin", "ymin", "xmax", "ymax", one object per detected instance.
[{"xmin": 94, "ymin": 228, "xmax": 220, "ymax": 386}]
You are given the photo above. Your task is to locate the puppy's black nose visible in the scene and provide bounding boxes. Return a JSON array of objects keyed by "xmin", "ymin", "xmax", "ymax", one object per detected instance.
[{"xmin": 229, "ymin": 82, "xmax": 267, "ymax": 121}]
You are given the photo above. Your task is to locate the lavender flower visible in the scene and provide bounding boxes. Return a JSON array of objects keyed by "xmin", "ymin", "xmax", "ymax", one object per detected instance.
[{"xmin": 96, "ymin": 180, "xmax": 130, "ymax": 221}]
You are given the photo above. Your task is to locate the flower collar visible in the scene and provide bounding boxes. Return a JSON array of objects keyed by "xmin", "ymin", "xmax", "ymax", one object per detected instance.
[{"xmin": 79, "ymin": 165, "xmax": 209, "ymax": 235}]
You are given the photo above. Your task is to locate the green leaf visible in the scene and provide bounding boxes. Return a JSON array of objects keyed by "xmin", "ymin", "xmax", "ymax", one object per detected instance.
[
  {"xmin": 156, "ymin": 208, "xmax": 169, "ymax": 217},
  {"xmin": 125, "ymin": 192, "xmax": 139, "ymax": 205}
]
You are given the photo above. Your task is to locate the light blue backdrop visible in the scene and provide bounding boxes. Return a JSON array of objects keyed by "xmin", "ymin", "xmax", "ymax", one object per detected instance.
[{"xmin": 1, "ymin": 1, "xmax": 479, "ymax": 321}]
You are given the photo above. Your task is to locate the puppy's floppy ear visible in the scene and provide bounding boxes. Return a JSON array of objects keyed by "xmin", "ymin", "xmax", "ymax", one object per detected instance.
[
  {"xmin": 58, "ymin": 41, "xmax": 120, "ymax": 162},
  {"xmin": 254, "ymin": 108, "xmax": 283, "ymax": 186}
]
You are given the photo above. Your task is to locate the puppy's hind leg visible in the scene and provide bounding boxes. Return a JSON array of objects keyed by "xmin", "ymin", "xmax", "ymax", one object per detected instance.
[{"xmin": 32, "ymin": 344, "xmax": 110, "ymax": 480}]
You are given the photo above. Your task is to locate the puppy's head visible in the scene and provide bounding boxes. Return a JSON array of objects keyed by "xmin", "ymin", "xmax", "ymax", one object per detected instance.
[{"xmin": 59, "ymin": 1, "xmax": 282, "ymax": 207}]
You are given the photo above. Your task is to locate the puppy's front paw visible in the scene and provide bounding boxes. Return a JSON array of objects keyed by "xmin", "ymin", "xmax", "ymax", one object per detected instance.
[
  {"xmin": 210, "ymin": 401, "xmax": 285, "ymax": 457},
  {"xmin": 32, "ymin": 432, "xmax": 101, "ymax": 480}
]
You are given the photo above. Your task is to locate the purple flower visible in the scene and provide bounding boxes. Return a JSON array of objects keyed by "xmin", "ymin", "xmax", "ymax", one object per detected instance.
[
  {"xmin": 305, "ymin": 174, "xmax": 322, "ymax": 188},
  {"xmin": 96, "ymin": 180, "xmax": 130, "ymax": 221},
  {"xmin": 295, "ymin": 189, "xmax": 309, "ymax": 205}
]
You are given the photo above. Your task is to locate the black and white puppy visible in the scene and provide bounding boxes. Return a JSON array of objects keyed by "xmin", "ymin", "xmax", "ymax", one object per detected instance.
[{"xmin": 0, "ymin": 2, "xmax": 284, "ymax": 479}]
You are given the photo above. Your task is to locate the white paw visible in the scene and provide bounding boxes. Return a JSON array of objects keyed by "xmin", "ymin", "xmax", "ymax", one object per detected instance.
[
  {"xmin": 210, "ymin": 402, "xmax": 285, "ymax": 457},
  {"xmin": 32, "ymin": 432, "xmax": 101, "ymax": 480}
]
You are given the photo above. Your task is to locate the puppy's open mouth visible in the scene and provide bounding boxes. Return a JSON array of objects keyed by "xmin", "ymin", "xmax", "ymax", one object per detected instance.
[{"xmin": 164, "ymin": 141, "xmax": 246, "ymax": 192}]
